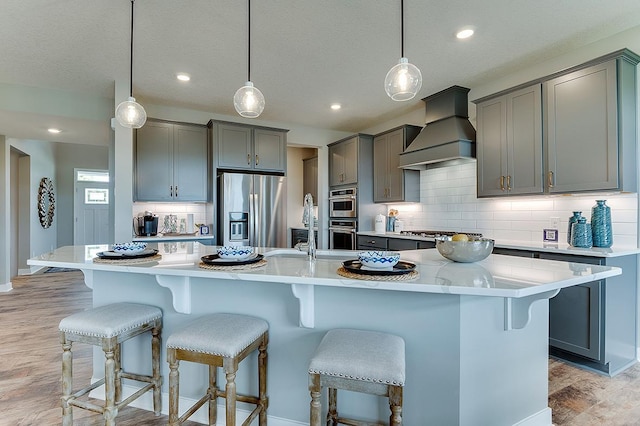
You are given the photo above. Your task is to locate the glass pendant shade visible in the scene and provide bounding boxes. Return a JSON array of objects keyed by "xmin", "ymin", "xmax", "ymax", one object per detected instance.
[
  {"xmin": 115, "ymin": 96, "xmax": 147, "ymax": 128},
  {"xmin": 385, "ymin": 57, "xmax": 422, "ymax": 101},
  {"xmin": 233, "ymin": 81, "xmax": 265, "ymax": 118}
]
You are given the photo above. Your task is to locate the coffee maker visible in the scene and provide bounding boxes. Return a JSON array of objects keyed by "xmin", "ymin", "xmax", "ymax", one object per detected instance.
[{"xmin": 133, "ymin": 211, "xmax": 159, "ymax": 236}]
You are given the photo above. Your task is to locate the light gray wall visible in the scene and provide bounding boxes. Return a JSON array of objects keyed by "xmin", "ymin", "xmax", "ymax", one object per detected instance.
[{"xmin": 54, "ymin": 143, "xmax": 109, "ymax": 247}]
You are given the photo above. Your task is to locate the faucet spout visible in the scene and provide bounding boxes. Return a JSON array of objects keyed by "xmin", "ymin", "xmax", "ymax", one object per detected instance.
[{"xmin": 303, "ymin": 193, "xmax": 316, "ymax": 261}]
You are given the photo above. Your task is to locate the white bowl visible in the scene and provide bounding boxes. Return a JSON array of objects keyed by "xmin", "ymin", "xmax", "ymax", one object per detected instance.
[
  {"xmin": 217, "ymin": 246, "xmax": 254, "ymax": 260},
  {"xmin": 436, "ymin": 238, "xmax": 494, "ymax": 263},
  {"xmin": 112, "ymin": 242, "xmax": 147, "ymax": 255},
  {"xmin": 358, "ymin": 251, "xmax": 400, "ymax": 269}
]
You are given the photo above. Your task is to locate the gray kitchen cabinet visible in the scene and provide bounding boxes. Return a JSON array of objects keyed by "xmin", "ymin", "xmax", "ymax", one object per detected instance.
[
  {"xmin": 302, "ymin": 156, "xmax": 318, "ymax": 205},
  {"xmin": 215, "ymin": 121, "xmax": 287, "ymax": 173},
  {"xmin": 135, "ymin": 120, "xmax": 208, "ymax": 202},
  {"xmin": 329, "ymin": 136, "xmax": 359, "ymax": 187},
  {"xmin": 356, "ymin": 235, "xmax": 387, "ymax": 250},
  {"xmin": 544, "ymin": 55, "xmax": 638, "ymax": 193},
  {"xmin": 373, "ymin": 125, "xmax": 421, "ymax": 203},
  {"xmin": 476, "ymin": 84, "xmax": 543, "ymax": 197},
  {"xmin": 495, "ymin": 247, "xmax": 637, "ymax": 375},
  {"xmin": 291, "ymin": 228, "xmax": 318, "ymax": 248}
]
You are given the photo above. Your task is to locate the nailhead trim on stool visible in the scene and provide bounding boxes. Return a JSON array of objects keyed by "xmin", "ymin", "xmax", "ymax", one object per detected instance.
[
  {"xmin": 59, "ymin": 302, "xmax": 163, "ymax": 426},
  {"xmin": 166, "ymin": 313, "xmax": 269, "ymax": 426},
  {"xmin": 308, "ymin": 329, "xmax": 405, "ymax": 426}
]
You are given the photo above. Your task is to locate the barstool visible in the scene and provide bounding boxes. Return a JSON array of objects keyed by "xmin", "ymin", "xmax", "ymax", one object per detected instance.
[
  {"xmin": 58, "ymin": 302, "xmax": 163, "ymax": 426},
  {"xmin": 166, "ymin": 313, "xmax": 269, "ymax": 426},
  {"xmin": 308, "ymin": 329, "xmax": 405, "ymax": 426}
]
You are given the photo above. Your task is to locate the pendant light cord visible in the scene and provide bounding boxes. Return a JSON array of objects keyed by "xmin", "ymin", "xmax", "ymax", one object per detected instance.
[
  {"xmin": 247, "ymin": 0, "xmax": 251, "ymax": 82},
  {"xmin": 129, "ymin": 0, "xmax": 135, "ymax": 97},
  {"xmin": 400, "ymin": 0, "xmax": 404, "ymax": 58}
]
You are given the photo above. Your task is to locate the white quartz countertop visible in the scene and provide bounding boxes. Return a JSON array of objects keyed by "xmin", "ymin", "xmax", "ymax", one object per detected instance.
[
  {"xmin": 357, "ymin": 231, "xmax": 640, "ymax": 257},
  {"xmin": 29, "ymin": 244, "xmax": 621, "ymax": 299}
]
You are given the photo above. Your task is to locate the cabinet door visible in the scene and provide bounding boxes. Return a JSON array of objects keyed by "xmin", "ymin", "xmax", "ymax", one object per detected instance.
[
  {"xmin": 373, "ymin": 135, "xmax": 388, "ymax": 201},
  {"xmin": 217, "ymin": 123, "xmax": 252, "ymax": 170},
  {"xmin": 507, "ymin": 84, "xmax": 543, "ymax": 195},
  {"xmin": 356, "ymin": 235, "xmax": 387, "ymax": 250},
  {"xmin": 173, "ymin": 124, "xmax": 208, "ymax": 201},
  {"xmin": 254, "ymin": 128, "xmax": 286, "ymax": 172},
  {"xmin": 330, "ymin": 137, "xmax": 358, "ymax": 187},
  {"xmin": 386, "ymin": 129, "xmax": 406, "ymax": 201},
  {"xmin": 545, "ymin": 60, "xmax": 618, "ymax": 193},
  {"xmin": 303, "ymin": 157, "xmax": 318, "ymax": 205},
  {"xmin": 476, "ymin": 96, "xmax": 508, "ymax": 197},
  {"xmin": 135, "ymin": 121, "xmax": 173, "ymax": 201}
]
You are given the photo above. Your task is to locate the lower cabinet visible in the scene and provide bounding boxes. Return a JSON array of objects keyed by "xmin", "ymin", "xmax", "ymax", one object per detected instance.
[
  {"xmin": 291, "ymin": 228, "xmax": 318, "ymax": 248},
  {"xmin": 494, "ymin": 247, "xmax": 637, "ymax": 375},
  {"xmin": 357, "ymin": 235, "xmax": 435, "ymax": 251}
]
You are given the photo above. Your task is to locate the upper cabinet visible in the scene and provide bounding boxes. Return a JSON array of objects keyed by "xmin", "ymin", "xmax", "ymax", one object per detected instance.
[
  {"xmin": 545, "ymin": 56, "xmax": 637, "ymax": 193},
  {"xmin": 135, "ymin": 120, "xmax": 209, "ymax": 202},
  {"xmin": 476, "ymin": 84, "xmax": 543, "ymax": 197},
  {"xmin": 474, "ymin": 49, "xmax": 639, "ymax": 196},
  {"xmin": 329, "ymin": 136, "xmax": 359, "ymax": 186},
  {"xmin": 214, "ymin": 121, "xmax": 287, "ymax": 173},
  {"xmin": 373, "ymin": 125, "xmax": 421, "ymax": 203}
]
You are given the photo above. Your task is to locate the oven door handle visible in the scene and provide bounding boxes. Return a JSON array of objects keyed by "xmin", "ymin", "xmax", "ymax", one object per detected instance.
[
  {"xmin": 329, "ymin": 227, "xmax": 356, "ymax": 233},
  {"xmin": 329, "ymin": 196, "xmax": 356, "ymax": 201}
]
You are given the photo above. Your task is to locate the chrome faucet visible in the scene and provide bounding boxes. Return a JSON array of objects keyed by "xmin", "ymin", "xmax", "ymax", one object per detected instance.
[{"xmin": 303, "ymin": 193, "xmax": 316, "ymax": 261}]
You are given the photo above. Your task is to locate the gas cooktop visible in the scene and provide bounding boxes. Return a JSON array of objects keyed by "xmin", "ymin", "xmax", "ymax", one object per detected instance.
[{"xmin": 399, "ymin": 230, "xmax": 483, "ymax": 239}]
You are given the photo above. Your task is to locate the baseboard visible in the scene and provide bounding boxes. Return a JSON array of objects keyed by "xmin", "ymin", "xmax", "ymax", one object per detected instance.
[
  {"xmin": 89, "ymin": 379, "xmax": 307, "ymax": 425},
  {"xmin": 513, "ymin": 407, "xmax": 552, "ymax": 426},
  {"xmin": 18, "ymin": 268, "xmax": 32, "ymax": 276},
  {"xmin": 0, "ymin": 281, "xmax": 13, "ymax": 292}
]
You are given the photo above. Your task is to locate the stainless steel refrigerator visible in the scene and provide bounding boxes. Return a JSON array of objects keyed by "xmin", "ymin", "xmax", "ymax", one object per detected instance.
[{"xmin": 218, "ymin": 172, "xmax": 287, "ymax": 248}]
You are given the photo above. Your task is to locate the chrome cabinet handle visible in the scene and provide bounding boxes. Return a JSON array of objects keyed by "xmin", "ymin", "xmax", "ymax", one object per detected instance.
[
  {"xmin": 548, "ymin": 171, "xmax": 554, "ymax": 188},
  {"xmin": 175, "ymin": 186, "xmax": 178, "ymax": 197},
  {"xmin": 255, "ymin": 154, "xmax": 259, "ymax": 165},
  {"xmin": 247, "ymin": 153, "xmax": 251, "ymax": 165},
  {"xmin": 170, "ymin": 185, "xmax": 173, "ymax": 197}
]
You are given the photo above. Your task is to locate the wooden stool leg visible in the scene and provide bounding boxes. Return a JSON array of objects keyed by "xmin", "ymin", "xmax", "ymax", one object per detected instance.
[
  {"xmin": 61, "ymin": 339, "xmax": 73, "ymax": 426},
  {"xmin": 209, "ymin": 365, "xmax": 217, "ymax": 425},
  {"xmin": 309, "ymin": 373, "xmax": 321, "ymax": 426},
  {"xmin": 258, "ymin": 335, "xmax": 268, "ymax": 425},
  {"xmin": 327, "ymin": 388, "xmax": 338, "ymax": 425},
  {"xmin": 168, "ymin": 350, "xmax": 180, "ymax": 426},
  {"xmin": 224, "ymin": 362, "xmax": 237, "ymax": 426},
  {"xmin": 114, "ymin": 343, "xmax": 122, "ymax": 403},
  {"xmin": 151, "ymin": 324, "xmax": 162, "ymax": 415},
  {"xmin": 389, "ymin": 385, "xmax": 403, "ymax": 426},
  {"xmin": 103, "ymin": 348, "xmax": 117, "ymax": 426}
]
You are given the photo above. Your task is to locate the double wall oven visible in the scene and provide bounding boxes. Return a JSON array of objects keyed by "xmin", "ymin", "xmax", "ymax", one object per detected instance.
[{"xmin": 329, "ymin": 187, "xmax": 357, "ymax": 250}]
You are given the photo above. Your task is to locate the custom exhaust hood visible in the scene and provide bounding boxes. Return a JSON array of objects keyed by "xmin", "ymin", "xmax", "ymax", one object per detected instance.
[{"xmin": 399, "ymin": 85, "xmax": 476, "ymax": 170}]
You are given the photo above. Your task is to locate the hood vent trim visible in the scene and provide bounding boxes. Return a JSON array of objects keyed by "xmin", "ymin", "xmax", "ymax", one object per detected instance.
[{"xmin": 399, "ymin": 85, "xmax": 476, "ymax": 170}]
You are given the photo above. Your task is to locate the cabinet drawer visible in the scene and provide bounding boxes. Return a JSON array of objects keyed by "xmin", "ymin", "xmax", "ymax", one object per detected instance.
[{"xmin": 356, "ymin": 235, "xmax": 388, "ymax": 250}]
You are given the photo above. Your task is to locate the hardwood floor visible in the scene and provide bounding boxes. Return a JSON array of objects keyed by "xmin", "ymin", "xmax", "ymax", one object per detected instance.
[{"xmin": 2, "ymin": 271, "xmax": 640, "ymax": 425}]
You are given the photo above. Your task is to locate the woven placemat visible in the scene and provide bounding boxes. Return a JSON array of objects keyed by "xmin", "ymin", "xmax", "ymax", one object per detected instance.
[
  {"xmin": 93, "ymin": 254, "xmax": 162, "ymax": 264},
  {"xmin": 336, "ymin": 266, "xmax": 419, "ymax": 281},
  {"xmin": 199, "ymin": 259, "xmax": 267, "ymax": 271}
]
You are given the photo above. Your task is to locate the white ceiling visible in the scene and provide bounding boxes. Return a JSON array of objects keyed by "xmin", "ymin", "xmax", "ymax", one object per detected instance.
[{"xmin": 2, "ymin": 0, "xmax": 640, "ymax": 144}]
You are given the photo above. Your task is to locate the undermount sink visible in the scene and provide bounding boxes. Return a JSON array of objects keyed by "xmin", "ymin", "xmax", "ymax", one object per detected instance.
[{"xmin": 264, "ymin": 248, "xmax": 353, "ymax": 260}]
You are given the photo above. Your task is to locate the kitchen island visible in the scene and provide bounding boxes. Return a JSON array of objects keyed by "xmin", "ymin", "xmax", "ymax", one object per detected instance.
[{"xmin": 29, "ymin": 244, "xmax": 622, "ymax": 426}]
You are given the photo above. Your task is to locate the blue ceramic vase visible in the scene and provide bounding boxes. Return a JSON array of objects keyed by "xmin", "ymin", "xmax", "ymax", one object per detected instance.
[
  {"xmin": 571, "ymin": 217, "xmax": 592, "ymax": 248},
  {"xmin": 567, "ymin": 211, "xmax": 582, "ymax": 244},
  {"xmin": 591, "ymin": 200, "xmax": 612, "ymax": 248}
]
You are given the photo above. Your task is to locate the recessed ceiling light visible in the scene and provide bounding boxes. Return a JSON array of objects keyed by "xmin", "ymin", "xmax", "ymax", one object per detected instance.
[
  {"xmin": 48, "ymin": 128, "xmax": 61, "ymax": 134},
  {"xmin": 176, "ymin": 73, "xmax": 191, "ymax": 82},
  {"xmin": 456, "ymin": 28, "xmax": 475, "ymax": 39},
  {"xmin": 330, "ymin": 104, "xmax": 342, "ymax": 111}
]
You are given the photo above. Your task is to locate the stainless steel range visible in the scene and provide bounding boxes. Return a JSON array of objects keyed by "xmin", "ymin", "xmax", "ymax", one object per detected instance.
[{"xmin": 400, "ymin": 230, "xmax": 483, "ymax": 239}]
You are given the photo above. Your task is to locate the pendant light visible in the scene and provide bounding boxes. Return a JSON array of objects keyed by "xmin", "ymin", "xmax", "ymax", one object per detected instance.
[
  {"xmin": 233, "ymin": 0, "xmax": 265, "ymax": 118},
  {"xmin": 384, "ymin": 0, "xmax": 422, "ymax": 101},
  {"xmin": 115, "ymin": 0, "xmax": 147, "ymax": 128}
]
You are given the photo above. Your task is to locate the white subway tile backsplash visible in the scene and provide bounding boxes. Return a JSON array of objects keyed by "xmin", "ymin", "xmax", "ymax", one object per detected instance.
[{"xmin": 413, "ymin": 163, "xmax": 638, "ymax": 246}]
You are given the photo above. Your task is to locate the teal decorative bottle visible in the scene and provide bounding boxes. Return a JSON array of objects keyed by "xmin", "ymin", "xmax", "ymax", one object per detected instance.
[
  {"xmin": 567, "ymin": 211, "xmax": 582, "ymax": 244},
  {"xmin": 591, "ymin": 200, "xmax": 612, "ymax": 248},
  {"xmin": 570, "ymin": 217, "xmax": 592, "ymax": 248}
]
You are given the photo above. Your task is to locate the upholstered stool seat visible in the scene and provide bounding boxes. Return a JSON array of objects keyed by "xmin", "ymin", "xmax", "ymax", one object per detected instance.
[
  {"xmin": 59, "ymin": 302, "xmax": 163, "ymax": 426},
  {"xmin": 308, "ymin": 329, "xmax": 405, "ymax": 426},
  {"xmin": 167, "ymin": 313, "xmax": 269, "ymax": 426}
]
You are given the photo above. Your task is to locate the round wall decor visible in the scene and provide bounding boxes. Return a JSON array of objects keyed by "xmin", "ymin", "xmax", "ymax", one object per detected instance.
[{"xmin": 38, "ymin": 177, "xmax": 55, "ymax": 229}]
